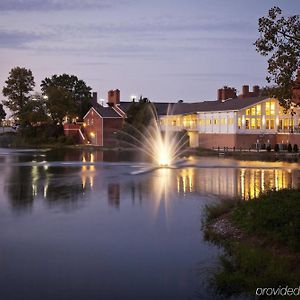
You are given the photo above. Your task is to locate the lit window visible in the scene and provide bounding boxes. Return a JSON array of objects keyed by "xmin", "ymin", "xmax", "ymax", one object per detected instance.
[
  {"xmin": 266, "ymin": 101, "xmax": 275, "ymax": 116},
  {"xmin": 270, "ymin": 102, "xmax": 275, "ymax": 115},
  {"xmin": 251, "ymin": 107, "xmax": 256, "ymax": 116},
  {"xmin": 246, "ymin": 108, "xmax": 250, "ymax": 115},
  {"xmin": 238, "ymin": 117, "xmax": 242, "ymax": 129},
  {"xmin": 91, "ymin": 118, "xmax": 94, "ymax": 125},
  {"xmin": 214, "ymin": 119, "xmax": 218, "ymax": 125},
  {"xmin": 266, "ymin": 102, "xmax": 270, "ymax": 115},
  {"xmin": 256, "ymin": 104, "xmax": 261, "ymax": 116},
  {"xmin": 228, "ymin": 118, "xmax": 234, "ymax": 125},
  {"xmin": 245, "ymin": 118, "xmax": 250, "ymax": 129},
  {"xmin": 87, "ymin": 119, "xmax": 90, "ymax": 126},
  {"xmin": 251, "ymin": 118, "xmax": 256, "ymax": 129},
  {"xmin": 221, "ymin": 118, "xmax": 226, "ymax": 125},
  {"xmin": 266, "ymin": 118, "xmax": 275, "ymax": 129},
  {"xmin": 172, "ymin": 120, "xmax": 176, "ymax": 126},
  {"xmin": 256, "ymin": 118, "xmax": 261, "ymax": 129}
]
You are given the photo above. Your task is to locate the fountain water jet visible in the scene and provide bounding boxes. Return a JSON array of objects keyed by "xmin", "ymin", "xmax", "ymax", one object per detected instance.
[{"xmin": 118, "ymin": 104, "xmax": 189, "ymax": 168}]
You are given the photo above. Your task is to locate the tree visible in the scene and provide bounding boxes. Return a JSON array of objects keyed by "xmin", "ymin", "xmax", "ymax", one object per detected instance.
[
  {"xmin": 20, "ymin": 94, "xmax": 49, "ymax": 125},
  {"xmin": 0, "ymin": 103, "xmax": 6, "ymax": 131},
  {"xmin": 45, "ymin": 86, "xmax": 77, "ymax": 125},
  {"xmin": 2, "ymin": 67, "xmax": 35, "ymax": 122},
  {"xmin": 254, "ymin": 7, "xmax": 300, "ymax": 108},
  {"xmin": 0, "ymin": 103, "xmax": 6, "ymax": 121},
  {"xmin": 41, "ymin": 74, "xmax": 92, "ymax": 119}
]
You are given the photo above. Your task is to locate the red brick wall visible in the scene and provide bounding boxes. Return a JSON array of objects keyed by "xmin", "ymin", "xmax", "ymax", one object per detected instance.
[
  {"xmin": 236, "ymin": 134, "xmax": 276, "ymax": 149},
  {"xmin": 103, "ymin": 118, "xmax": 124, "ymax": 146},
  {"xmin": 276, "ymin": 134, "xmax": 300, "ymax": 145},
  {"xmin": 199, "ymin": 133, "xmax": 300, "ymax": 149},
  {"xmin": 84, "ymin": 110, "xmax": 103, "ymax": 146},
  {"xmin": 199, "ymin": 133, "xmax": 236, "ymax": 148}
]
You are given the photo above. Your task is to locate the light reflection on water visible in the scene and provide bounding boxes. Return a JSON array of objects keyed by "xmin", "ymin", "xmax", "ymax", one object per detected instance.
[{"xmin": 0, "ymin": 149, "xmax": 299, "ymax": 300}]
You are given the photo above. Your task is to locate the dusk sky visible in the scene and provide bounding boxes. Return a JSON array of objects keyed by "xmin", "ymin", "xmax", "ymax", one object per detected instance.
[{"xmin": 0, "ymin": 0, "xmax": 299, "ymax": 108}]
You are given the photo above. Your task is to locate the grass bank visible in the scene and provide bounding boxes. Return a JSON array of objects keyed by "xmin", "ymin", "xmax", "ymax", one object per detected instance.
[{"xmin": 203, "ymin": 189, "xmax": 300, "ymax": 298}]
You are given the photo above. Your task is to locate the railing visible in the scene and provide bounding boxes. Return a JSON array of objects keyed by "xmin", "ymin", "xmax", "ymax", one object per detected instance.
[{"xmin": 277, "ymin": 127, "xmax": 300, "ymax": 133}]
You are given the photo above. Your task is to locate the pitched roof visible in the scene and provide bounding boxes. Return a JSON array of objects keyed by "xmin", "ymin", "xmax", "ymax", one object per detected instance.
[
  {"xmin": 119, "ymin": 96, "xmax": 269, "ymax": 117},
  {"xmin": 165, "ymin": 96, "xmax": 269, "ymax": 115},
  {"xmin": 92, "ymin": 104, "xmax": 123, "ymax": 118},
  {"xmin": 119, "ymin": 101, "xmax": 171, "ymax": 116}
]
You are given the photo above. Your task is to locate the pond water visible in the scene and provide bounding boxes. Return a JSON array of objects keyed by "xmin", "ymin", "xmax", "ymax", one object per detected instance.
[{"xmin": 0, "ymin": 148, "xmax": 299, "ymax": 300}]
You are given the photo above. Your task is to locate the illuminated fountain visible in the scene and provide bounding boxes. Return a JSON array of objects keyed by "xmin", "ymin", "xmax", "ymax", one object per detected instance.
[{"xmin": 120, "ymin": 105, "xmax": 188, "ymax": 169}]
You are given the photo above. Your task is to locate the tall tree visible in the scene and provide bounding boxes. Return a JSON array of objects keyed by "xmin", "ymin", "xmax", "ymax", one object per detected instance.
[
  {"xmin": 45, "ymin": 86, "xmax": 77, "ymax": 125},
  {"xmin": 41, "ymin": 74, "xmax": 92, "ymax": 119},
  {"xmin": 20, "ymin": 94, "xmax": 49, "ymax": 124},
  {"xmin": 2, "ymin": 67, "xmax": 35, "ymax": 121},
  {"xmin": 254, "ymin": 7, "xmax": 300, "ymax": 108},
  {"xmin": 0, "ymin": 103, "xmax": 6, "ymax": 131}
]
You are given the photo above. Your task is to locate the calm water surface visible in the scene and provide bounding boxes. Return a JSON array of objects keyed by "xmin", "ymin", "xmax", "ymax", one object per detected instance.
[{"xmin": 0, "ymin": 148, "xmax": 299, "ymax": 300}]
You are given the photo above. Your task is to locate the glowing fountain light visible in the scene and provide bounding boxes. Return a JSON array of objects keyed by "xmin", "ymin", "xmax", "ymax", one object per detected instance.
[{"xmin": 120, "ymin": 104, "xmax": 188, "ymax": 168}]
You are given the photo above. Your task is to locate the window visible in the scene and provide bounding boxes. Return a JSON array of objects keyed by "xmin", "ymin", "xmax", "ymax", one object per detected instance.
[
  {"xmin": 270, "ymin": 102, "xmax": 275, "ymax": 115},
  {"xmin": 172, "ymin": 120, "xmax": 176, "ymax": 126},
  {"xmin": 221, "ymin": 118, "xmax": 226, "ymax": 125},
  {"xmin": 251, "ymin": 106, "xmax": 256, "ymax": 116},
  {"xmin": 256, "ymin": 104, "xmax": 261, "ymax": 116},
  {"xmin": 266, "ymin": 101, "xmax": 275, "ymax": 115},
  {"xmin": 266, "ymin": 118, "xmax": 275, "ymax": 129},
  {"xmin": 256, "ymin": 118, "xmax": 261, "ymax": 129},
  {"xmin": 205, "ymin": 119, "xmax": 211, "ymax": 125},
  {"xmin": 91, "ymin": 118, "xmax": 94, "ymax": 125},
  {"xmin": 214, "ymin": 119, "xmax": 218, "ymax": 125},
  {"xmin": 245, "ymin": 118, "xmax": 250, "ymax": 129},
  {"xmin": 251, "ymin": 118, "xmax": 256, "ymax": 129},
  {"xmin": 228, "ymin": 117, "xmax": 234, "ymax": 125},
  {"xmin": 87, "ymin": 119, "xmax": 90, "ymax": 126},
  {"xmin": 238, "ymin": 117, "xmax": 242, "ymax": 129},
  {"xmin": 246, "ymin": 108, "xmax": 250, "ymax": 115}
]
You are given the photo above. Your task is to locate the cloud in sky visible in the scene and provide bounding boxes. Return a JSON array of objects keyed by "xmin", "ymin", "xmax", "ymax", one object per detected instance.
[
  {"xmin": 0, "ymin": 0, "xmax": 298, "ymax": 102},
  {"xmin": 0, "ymin": 0, "xmax": 130, "ymax": 11},
  {"xmin": 0, "ymin": 30, "xmax": 47, "ymax": 48}
]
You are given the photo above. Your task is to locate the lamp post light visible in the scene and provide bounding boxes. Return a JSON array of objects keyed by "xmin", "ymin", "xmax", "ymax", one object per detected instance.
[{"xmin": 290, "ymin": 102, "xmax": 296, "ymax": 133}]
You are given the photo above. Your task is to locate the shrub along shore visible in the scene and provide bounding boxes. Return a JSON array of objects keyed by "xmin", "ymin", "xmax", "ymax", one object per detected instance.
[{"xmin": 203, "ymin": 189, "xmax": 300, "ymax": 298}]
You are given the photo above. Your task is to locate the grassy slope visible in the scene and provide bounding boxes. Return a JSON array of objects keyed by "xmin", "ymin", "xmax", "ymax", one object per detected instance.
[{"xmin": 204, "ymin": 189, "xmax": 300, "ymax": 298}]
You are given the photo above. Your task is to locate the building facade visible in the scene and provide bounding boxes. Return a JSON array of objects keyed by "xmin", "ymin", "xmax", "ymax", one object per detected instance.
[{"xmin": 160, "ymin": 85, "xmax": 300, "ymax": 149}]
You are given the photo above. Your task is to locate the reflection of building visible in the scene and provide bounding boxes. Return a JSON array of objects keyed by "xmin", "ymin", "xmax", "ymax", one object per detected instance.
[{"xmin": 176, "ymin": 167, "xmax": 300, "ymax": 200}]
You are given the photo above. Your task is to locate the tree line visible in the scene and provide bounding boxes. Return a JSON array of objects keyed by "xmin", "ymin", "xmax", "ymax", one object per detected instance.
[{"xmin": 1, "ymin": 67, "xmax": 92, "ymax": 141}]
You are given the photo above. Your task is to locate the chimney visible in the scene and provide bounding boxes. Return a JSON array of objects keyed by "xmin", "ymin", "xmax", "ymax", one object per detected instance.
[
  {"xmin": 91, "ymin": 92, "xmax": 98, "ymax": 107},
  {"xmin": 107, "ymin": 89, "xmax": 120, "ymax": 106},
  {"xmin": 218, "ymin": 86, "xmax": 237, "ymax": 101},
  {"xmin": 217, "ymin": 88, "xmax": 222, "ymax": 101},
  {"xmin": 253, "ymin": 85, "xmax": 260, "ymax": 97},
  {"xmin": 242, "ymin": 85, "xmax": 249, "ymax": 97}
]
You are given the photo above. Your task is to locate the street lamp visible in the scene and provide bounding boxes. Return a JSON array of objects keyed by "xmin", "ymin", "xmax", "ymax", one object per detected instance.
[{"xmin": 290, "ymin": 102, "xmax": 296, "ymax": 133}]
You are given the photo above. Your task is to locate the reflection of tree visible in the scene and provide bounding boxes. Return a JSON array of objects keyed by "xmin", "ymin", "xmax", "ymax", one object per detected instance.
[
  {"xmin": 5, "ymin": 156, "xmax": 87, "ymax": 213},
  {"xmin": 6, "ymin": 165, "xmax": 34, "ymax": 212},
  {"xmin": 107, "ymin": 183, "xmax": 120, "ymax": 208}
]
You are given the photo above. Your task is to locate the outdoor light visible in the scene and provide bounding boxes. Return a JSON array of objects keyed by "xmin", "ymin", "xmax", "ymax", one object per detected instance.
[
  {"xmin": 130, "ymin": 95, "xmax": 137, "ymax": 101},
  {"xmin": 90, "ymin": 132, "xmax": 95, "ymax": 137}
]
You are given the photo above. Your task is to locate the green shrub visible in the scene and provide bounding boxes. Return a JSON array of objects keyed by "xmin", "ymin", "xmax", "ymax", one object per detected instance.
[{"xmin": 232, "ymin": 189, "xmax": 300, "ymax": 251}]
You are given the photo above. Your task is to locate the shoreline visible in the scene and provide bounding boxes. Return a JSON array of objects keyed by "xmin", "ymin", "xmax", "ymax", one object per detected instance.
[{"xmin": 203, "ymin": 189, "xmax": 300, "ymax": 298}]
